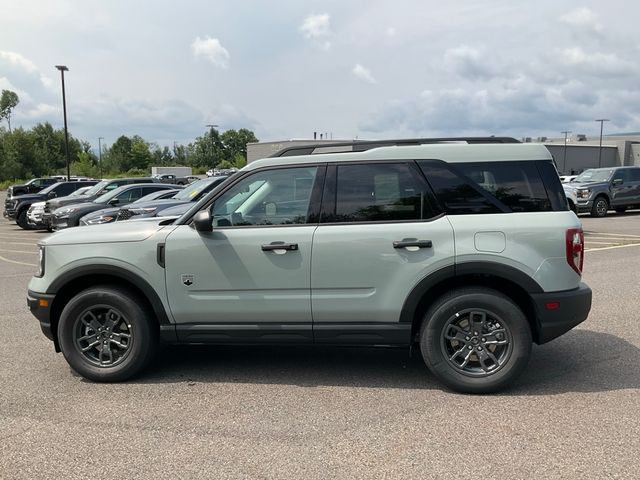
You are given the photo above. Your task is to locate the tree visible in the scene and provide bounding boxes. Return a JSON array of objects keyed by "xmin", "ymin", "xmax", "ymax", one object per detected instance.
[{"xmin": 0, "ymin": 90, "xmax": 19, "ymax": 133}]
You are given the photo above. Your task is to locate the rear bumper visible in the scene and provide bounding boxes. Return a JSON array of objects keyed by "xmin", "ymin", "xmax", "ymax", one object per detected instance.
[{"xmin": 531, "ymin": 282, "xmax": 592, "ymax": 344}]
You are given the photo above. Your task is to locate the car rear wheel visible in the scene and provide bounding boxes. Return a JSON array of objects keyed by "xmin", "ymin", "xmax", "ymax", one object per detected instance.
[
  {"xmin": 419, "ymin": 287, "xmax": 532, "ymax": 393},
  {"xmin": 58, "ymin": 286, "xmax": 158, "ymax": 382}
]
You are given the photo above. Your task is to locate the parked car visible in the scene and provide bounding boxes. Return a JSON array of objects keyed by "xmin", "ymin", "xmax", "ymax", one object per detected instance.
[
  {"xmin": 152, "ymin": 173, "xmax": 190, "ymax": 185},
  {"xmin": 27, "ymin": 138, "xmax": 592, "ymax": 393},
  {"xmin": 50, "ymin": 183, "xmax": 177, "ymax": 230},
  {"xmin": 79, "ymin": 188, "xmax": 182, "ymax": 226},
  {"xmin": 43, "ymin": 177, "xmax": 161, "ymax": 229},
  {"xmin": 6, "ymin": 178, "xmax": 59, "ymax": 199},
  {"xmin": 5, "ymin": 180, "xmax": 98, "ymax": 229},
  {"xmin": 560, "ymin": 175, "xmax": 578, "ymax": 183},
  {"xmin": 28, "ymin": 185, "xmax": 95, "ymax": 229},
  {"xmin": 567, "ymin": 166, "xmax": 640, "ymax": 217},
  {"xmin": 563, "ymin": 184, "xmax": 578, "ymax": 213},
  {"xmin": 115, "ymin": 176, "xmax": 228, "ymax": 222}
]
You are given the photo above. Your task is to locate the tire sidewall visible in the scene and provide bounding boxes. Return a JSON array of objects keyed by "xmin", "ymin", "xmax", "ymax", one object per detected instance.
[
  {"xmin": 58, "ymin": 287, "xmax": 156, "ymax": 382},
  {"xmin": 591, "ymin": 197, "xmax": 609, "ymax": 217},
  {"xmin": 421, "ymin": 289, "xmax": 532, "ymax": 394}
]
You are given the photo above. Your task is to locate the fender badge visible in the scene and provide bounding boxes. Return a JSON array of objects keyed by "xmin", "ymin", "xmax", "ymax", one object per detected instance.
[{"xmin": 181, "ymin": 274, "xmax": 194, "ymax": 286}]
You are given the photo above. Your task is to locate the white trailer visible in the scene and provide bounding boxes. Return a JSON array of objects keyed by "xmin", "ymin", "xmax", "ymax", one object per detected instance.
[{"xmin": 151, "ymin": 166, "xmax": 192, "ymax": 176}]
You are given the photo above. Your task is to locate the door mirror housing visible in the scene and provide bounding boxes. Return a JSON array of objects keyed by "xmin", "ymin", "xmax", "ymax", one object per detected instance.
[
  {"xmin": 193, "ymin": 210, "xmax": 213, "ymax": 232},
  {"xmin": 48, "ymin": 191, "xmax": 57, "ymax": 198},
  {"xmin": 108, "ymin": 198, "xmax": 120, "ymax": 205},
  {"xmin": 612, "ymin": 178, "xmax": 623, "ymax": 186}
]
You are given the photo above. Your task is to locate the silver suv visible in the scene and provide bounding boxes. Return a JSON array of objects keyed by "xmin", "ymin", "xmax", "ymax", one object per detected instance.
[{"xmin": 27, "ymin": 140, "xmax": 592, "ymax": 393}]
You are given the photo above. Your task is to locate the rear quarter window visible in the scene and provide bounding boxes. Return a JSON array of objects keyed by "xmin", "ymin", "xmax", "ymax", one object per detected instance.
[{"xmin": 418, "ymin": 160, "xmax": 564, "ymax": 214}]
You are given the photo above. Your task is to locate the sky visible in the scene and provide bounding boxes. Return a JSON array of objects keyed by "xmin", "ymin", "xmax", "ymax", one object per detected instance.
[{"xmin": 1, "ymin": 0, "xmax": 638, "ymax": 149}]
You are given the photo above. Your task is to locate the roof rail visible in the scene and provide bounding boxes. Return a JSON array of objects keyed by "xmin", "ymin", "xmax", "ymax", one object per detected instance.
[{"xmin": 270, "ymin": 137, "xmax": 520, "ymax": 157}]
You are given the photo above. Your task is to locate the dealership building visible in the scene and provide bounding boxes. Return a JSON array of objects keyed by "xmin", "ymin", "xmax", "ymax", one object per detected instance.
[{"xmin": 247, "ymin": 134, "xmax": 640, "ymax": 174}]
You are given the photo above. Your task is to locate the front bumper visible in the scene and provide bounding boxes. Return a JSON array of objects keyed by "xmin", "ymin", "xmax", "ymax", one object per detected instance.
[
  {"xmin": 27, "ymin": 290, "xmax": 57, "ymax": 345},
  {"xmin": 531, "ymin": 282, "xmax": 592, "ymax": 344},
  {"xmin": 3, "ymin": 208, "xmax": 17, "ymax": 220}
]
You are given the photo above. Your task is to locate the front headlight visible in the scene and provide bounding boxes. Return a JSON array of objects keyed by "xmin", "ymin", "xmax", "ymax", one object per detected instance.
[
  {"xmin": 86, "ymin": 215, "xmax": 115, "ymax": 224},
  {"xmin": 36, "ymin": 246, "xmax": 45, "ymax": 277},
  {"xmin": 576, "ymin": 189, "xmax": 591, "ymax": 199},
  {"xmin": 55, "ymin": 207, "xmax": 76, "ymax": 217}
]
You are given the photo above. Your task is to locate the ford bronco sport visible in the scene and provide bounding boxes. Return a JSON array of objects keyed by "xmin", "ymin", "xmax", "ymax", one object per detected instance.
[{"xmin": 27, "ymin": 139, "xmax": 591, "ymax": 393}]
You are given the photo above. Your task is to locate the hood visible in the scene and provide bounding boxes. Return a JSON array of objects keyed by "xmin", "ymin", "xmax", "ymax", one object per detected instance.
[
  {"xmin": 157, "ymin": 203, "xmax": 192, "ymax": 216},
  {"xmin": 12, "ymin": 193, "xmax": 46, "ymax": 203},
  {"xmin": 49, "ymin": 194, "xmax": 99, "ymax": 208},
  {"xmin": 41, "ymin": 217, "xmax": 172, "ymax": 246},
  {"xmin": 567, "ymin": 180, "xmax": 609, "ymax": 189},
  {"xmin": 54, "ymin": 201, "xmax": 100, "ymax": 213},
  {"xmin": 125, "ymin": 199, "xmax": 189, "ymax": 211},
  {"xmin": 80, "ymin": 207, "xmax": 119, "ymax": 220}
]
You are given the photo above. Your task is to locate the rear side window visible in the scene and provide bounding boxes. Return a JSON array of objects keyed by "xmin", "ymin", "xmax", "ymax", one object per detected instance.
[
  {"xmin": 324, "ymin": 163, "xmax": 436, "ymax": 223},
  {"xmin": 630, "ymin": 169, "xmax": 640, "ymax": 182},
  {"xmin": 418, "ymin": 160, "xmax": 557, "ymax": 214}
]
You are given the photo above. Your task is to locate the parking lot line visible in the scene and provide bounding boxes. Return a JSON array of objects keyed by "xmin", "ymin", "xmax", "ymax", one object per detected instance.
[
  {"xmin": 0, "ymin": 253, "xmax": 37, "ymax": 267},
  {"xmin": 585, "ymin": 243, "xmax": 640, "ymax": 252},
  {"xmin": 0, "ymin": 248, "xmax": 38, "ymax": 254},
  {"xmin": 585, "ymin": 231, "xmax": 640, "ymax": 238},
  {"xmin": 2, "ymin": 241, "xmax": 39, "ymax": 246}
]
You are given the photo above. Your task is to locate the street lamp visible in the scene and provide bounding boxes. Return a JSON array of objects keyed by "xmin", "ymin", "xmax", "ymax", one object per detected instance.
[
  {"xmin": 595, "ymin": 119, "xmax": 610, "ymax": 168},
  {"xmin": 561, "ymin": 131, "xmax": 571, "ymax": 174},
  {"xmin": 55, "ymin": 65, "xmax": 71, "ymax": 180},
  {"xmin": 98, "ymin": 137, "xmax": 104, "ymax": 178}
]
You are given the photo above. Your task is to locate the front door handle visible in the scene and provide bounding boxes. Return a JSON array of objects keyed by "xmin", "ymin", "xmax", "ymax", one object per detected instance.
[
  {"xmin": 261, "ymin": 242, "xmax": 299, "ymax": 252},
  {"xmin": 393, "ymin": 239, "xmax": 432, "ymax": 249}
]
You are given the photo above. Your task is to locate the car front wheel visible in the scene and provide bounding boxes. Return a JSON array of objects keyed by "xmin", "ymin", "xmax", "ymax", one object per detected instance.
[
  {"xmin": 591, "ymin": 197, "xmax": 609, "ymax": 217},
  {"xmin": 58, "ymin": 286, "xmax": 158, "ymax": 382},
  {"xmin": 420, "ymin": 287, "xmax": 532, "ymax": 394}
]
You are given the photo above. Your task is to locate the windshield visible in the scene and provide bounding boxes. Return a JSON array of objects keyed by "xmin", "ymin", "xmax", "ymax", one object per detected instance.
[
  {"xmin": 94, "ymin": 186, "xmax": 125, "ymax": 203},
  {"xmin": 574, "ymin": 169, "xmax": 613, "ymax": 183},
  {"xmin": 83, "ymin": 180, "xmax": 109, "ymax": 196},
  {"xmin": 173, "ymin": 179, "xmax": 213, "ymax": 200},
  {"xmin": 39, "ymin": 182, "xmax": 61, "ymax": 194}
]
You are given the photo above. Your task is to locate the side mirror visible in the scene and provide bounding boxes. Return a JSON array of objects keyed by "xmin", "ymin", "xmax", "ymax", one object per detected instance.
[
  {"xmin": 108, "ymin": 198, "xmax": 120, "ymax": 205},
  {"xmin": 612, "ymin": 178, "xmax": 623, "ymax": 186},
  {"xmin": 48, "ymin": 191, "xmax": 57, "ymax": 198},
  {"xmin": 193, "ymin": 210, "xmax": 213, "ymax": 232}
]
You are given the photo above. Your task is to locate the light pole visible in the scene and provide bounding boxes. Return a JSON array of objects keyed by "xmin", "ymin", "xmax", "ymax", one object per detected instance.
[
  {"xmin": 98, "ymin": 137, "xmax": 104, "ymax": 178},
  {"xmin": 55, "ymin": 65, "xmax": 71, "ymax": 180},
  {"xmin": 205, "ymin": 124, "xmax": 218, "ymax": 168},
  {"xmin": 561, "ymin": 131, "xmax": 571, "ymax": 174},
  {"xmin": 595, "ymin": 119, "xmax": 610, "ymax": 168}
]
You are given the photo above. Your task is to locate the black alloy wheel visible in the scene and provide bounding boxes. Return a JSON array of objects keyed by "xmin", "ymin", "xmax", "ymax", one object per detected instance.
[
  {"xmin": 420, "ymin": 287, "xmax": 532, "ymax": 394},
  {"xmin": 58, "ymin": 286, "xmax": 158, "ymax": 382},
  {"xmin": 591, "ymin": 197, "xmax": 609, "ymax": 217}
]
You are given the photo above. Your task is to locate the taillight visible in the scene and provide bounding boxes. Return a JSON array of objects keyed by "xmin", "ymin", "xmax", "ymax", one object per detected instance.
[{"xmin": 566, "ymin": 228, "xmax": 584, "ymax": 275}]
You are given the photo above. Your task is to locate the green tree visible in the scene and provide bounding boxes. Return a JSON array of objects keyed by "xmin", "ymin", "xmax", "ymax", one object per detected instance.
[
  {"xmin": 0, "ymin": 90, "xmax": 19, "ymax": 133},
  {"xmin": 221, "ymin": 128, "xmax": 258, "ymax": 163}
]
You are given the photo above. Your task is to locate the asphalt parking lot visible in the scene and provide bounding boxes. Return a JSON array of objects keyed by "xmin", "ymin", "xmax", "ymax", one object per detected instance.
[{"xmin": 1, "ymin": 194, "xmax": 639, "ymax": 479}]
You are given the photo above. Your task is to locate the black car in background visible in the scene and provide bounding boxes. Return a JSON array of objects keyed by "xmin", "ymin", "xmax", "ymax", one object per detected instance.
[
  {"xmin": 51, "ymin": 183, "xmax": 177, "ymax": 230},
  {"xmin": 115, "ymin": 175, "xmax": 228, "ymax": 222},
  {"xmin": 6, "ymin": 178, "xmax": 59, "ymax": 199},
  {"xmin": 4, "ymin": 180, "xmax": 98, "ymax": 229},
  {"xmin": 79, "ymin": 188, "xmax": 182, "ymax": 225},
  {"xmin": 43, "ymin": 177, "xmax": 160, "ymax": 228}
]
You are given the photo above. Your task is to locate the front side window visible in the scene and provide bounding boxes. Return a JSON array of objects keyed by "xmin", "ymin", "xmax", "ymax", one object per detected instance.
[
  {"xmin": 210, "ymin": 166, "xmax": 318, "ymax": 226},
  {"xmin": 327, "ymin": 163, "xmax": 433, "ymax": 223}
]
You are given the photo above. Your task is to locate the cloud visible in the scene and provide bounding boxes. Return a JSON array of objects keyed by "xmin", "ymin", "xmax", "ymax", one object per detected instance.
[
  {"xmin": 385, "ymin": 27, "xmax": 396, "ymax": 38},
  {"xmin": 352, "ymin": 64, "xmax": 377, "ymax": 84},
  {"xmin": 443, "ymin": 45, "xmax": 497, "ymax": 80},
  {"xmin": 191, "ymin": 36, "xmax": 230, "ymax": 69},
  {"xmin": 300, "ymin": 13, "xmax": 332, "ymax": 50},
  {"xmin": 559, "ymin": 7, "xmax": 603, "ymax": 33},
  {"xmin": 557, "ymin": 47, "xmax": 636, "ymax": 77}
]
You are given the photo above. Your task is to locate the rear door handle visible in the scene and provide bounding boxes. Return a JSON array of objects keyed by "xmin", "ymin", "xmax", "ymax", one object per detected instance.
[
  {"xmin": 261, "ymin": 242, "xmax": 299, "ymax": 252},
  {"xmin": 393, "ymin": 239, "xmax": 432, "ymax": 249}
]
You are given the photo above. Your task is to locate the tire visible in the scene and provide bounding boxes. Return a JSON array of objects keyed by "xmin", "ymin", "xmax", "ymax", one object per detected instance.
[
  {"xmin": 419, "ymin": 287, "xmax": 532, "ymax": 394},
  {"xmin": 58, "ymin": 286, "xmax": 158, "ymax": 382},
  {"xmin": 614, "ymin": 207, "xmax": 627, "ymax": 213},
  {"xmin": 590, "ymin": 196, "xmax": 609, "ymax": 217},
  {"xmin": 16, "ymin": 209, "xmax": 33, "ymax": 230}
]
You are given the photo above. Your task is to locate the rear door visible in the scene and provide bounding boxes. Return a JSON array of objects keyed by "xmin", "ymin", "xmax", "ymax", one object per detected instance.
[{"xmin": 310, "ymin": 162, "xmax": 455, "ymax": 344}]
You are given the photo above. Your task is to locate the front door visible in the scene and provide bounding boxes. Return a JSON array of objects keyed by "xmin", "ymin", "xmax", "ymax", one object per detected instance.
[{"xmin": 164, "ymin": 165, "xmax": 322, "ymax": 343}]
